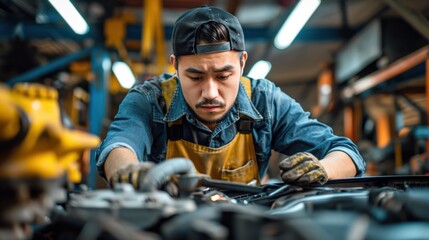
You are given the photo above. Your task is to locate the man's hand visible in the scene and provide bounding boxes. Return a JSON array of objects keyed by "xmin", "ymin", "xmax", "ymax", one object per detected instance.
[
  {"xmin": 109, "ymin": 162, "xmax": 179, "ymax": 196},
  {"xmin": 109, "ymin": 162, "xmax": 155, "ymax": 189},
  {"xmin": 279, "ymin": 152, "xmax": 328, "ymax": 185}
]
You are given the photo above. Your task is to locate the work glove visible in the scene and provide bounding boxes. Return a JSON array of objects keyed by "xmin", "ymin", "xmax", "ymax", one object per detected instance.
[
  {"xmin": 109, "ymin": 162, "xmax": 155, "ymax": 190},
  {"xmin": 279, "ymin": 152, "xmax": 328, "ymax": 185},
  {"xmin": 109, "ymin": 162, "xmax": 179, "ymax": 196}
]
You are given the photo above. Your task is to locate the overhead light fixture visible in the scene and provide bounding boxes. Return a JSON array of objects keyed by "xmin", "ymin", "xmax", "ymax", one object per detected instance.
[
  {"xmin": 112, "ymin": 61, "xmax": 136, "ymax": 89},
  {"xmin": 48, "ymin": 0, "xmax": 89, "ymax": 35},
  {"xmin": 248, "ymin": 60, "xmax": 272, "ymax": 79},
  {"xmin": 274, "ymin": 0, "xmax": 321, "ymax": 49}
]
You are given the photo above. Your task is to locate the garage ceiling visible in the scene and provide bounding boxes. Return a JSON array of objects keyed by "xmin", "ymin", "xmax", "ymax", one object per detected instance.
[{"xmin": 1, "ymin": 0, "xmax": 429, "ymax": 88}]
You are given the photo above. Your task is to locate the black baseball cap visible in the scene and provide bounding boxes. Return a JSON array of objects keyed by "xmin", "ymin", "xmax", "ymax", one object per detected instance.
[{"xmin": 172, "ymin": 5, "xmax": 245, "ymax": 56}]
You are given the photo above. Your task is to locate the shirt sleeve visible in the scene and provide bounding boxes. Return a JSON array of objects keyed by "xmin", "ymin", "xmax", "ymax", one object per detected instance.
[
  {"xmin": 95, "ymin": 87, "xmax": 154, "ymax": 178},
  {"xmin": 269, "ymin": 84, "xmax": 366, "ymax": 176}
]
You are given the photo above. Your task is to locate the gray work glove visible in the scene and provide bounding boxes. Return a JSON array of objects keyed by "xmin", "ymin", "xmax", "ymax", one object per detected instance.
[
  {"xmin": 109, "ymin": 162, "xmax": 155, "ymax": 189},
  {"xmin": 279, "ymin": 152, "xmax": 328, "ymax": 185},
  {"xmin": 109, "ymin": 162, "xmax": 179, "ymax": 196}
]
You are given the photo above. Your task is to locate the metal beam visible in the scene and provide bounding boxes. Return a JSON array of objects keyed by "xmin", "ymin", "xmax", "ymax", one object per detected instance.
[
  {"xmin": 384, "ymin": 0, "xmax": 429, "ymax": 40},
  {"xmin": 6, "ymin": 46, "xmax": 95, "ymax": 85},
  {"xmin": 0, "ymin": 21, "xmax": 347, "ymax": 43},
  {"xmin": 341, "ymin": 45, "xmax": 429, "ymax": 99},
  {"xmin": 0, "ymin": 21, "xmax": 101, "ymax": 41},
  {"xmin": 88, "ymin": 46, "xmax": 110, "ymax": 189},
  {"xmin": 131, "ymin": 25, "xmax": 346, "ymax": 43}
]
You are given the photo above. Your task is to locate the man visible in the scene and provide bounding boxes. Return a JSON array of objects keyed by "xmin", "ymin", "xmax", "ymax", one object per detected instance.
[{"xmin": 96, "ymin": 5, "xmax": 365, "ymax": 188}]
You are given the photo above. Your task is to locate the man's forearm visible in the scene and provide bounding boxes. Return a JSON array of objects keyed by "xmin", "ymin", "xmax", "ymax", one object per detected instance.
[
  {"xmin": 320, "ymin": 151, "xmax": 357, "ymax": 179},
  {"xmin": 104, "ymin": 147, "xmax": 139, "ymax": 181}
]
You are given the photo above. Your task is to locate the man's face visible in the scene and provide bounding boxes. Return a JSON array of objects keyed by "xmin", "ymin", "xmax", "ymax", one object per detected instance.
[{"xmin": 172, "ymin": 50, "xmax": 247, "ymax": 125}]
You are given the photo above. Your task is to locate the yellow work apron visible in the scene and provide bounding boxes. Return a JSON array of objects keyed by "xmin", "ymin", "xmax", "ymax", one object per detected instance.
[{"xmin": 161, "ymin": 77, "xmax": 260, "ymax": 185}]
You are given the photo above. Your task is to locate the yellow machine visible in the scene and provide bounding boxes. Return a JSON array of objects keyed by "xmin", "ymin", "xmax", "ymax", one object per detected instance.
[{"xmin": 0, "ymin": 83, "xmax": 100, "ymax": 239}]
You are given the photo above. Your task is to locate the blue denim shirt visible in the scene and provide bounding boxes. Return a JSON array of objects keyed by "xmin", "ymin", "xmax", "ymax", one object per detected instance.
[{"xmin": 96, "ymin": 73, "xmax": 366, "ymax": 178}]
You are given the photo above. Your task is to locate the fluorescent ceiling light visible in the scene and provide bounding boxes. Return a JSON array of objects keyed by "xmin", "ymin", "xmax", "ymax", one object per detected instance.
[
  {"xmin": 112, "ymin": 61, "xmax": 136, "ymax": 89},
  {"xmin": 274, "ymin": 0, "xmax": 321, "ymax": 49},
  {"xmin": 48, "ymin": 0, "xmax": 89, "ymax": 35},
  {"xmin": 248, "ymin": 60, "xmax": 272, "ymax": 79}
]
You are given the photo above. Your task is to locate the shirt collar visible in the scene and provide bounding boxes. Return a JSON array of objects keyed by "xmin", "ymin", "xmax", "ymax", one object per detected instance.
[
  {"xmin": 235, "ymin": 80, "xmax": 263, "ymax": 120},
  {"xmin": 162, "ymin": 77, "xmax": 187, "ymax": 122}
]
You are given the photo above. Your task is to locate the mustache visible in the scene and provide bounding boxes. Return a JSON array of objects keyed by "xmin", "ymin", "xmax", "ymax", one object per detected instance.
[{"xmin": 195, "ymin": 99, "xmax": 226, "ymax": 108}]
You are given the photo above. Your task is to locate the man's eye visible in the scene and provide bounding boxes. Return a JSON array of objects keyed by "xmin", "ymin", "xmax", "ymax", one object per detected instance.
[
  {"xmin": 189, "ymin": 76, "xmax": 203, "ymax": 81},
  {"xmin": 217, "ymin": 75, "xmax": 231, "ymax": 80}
]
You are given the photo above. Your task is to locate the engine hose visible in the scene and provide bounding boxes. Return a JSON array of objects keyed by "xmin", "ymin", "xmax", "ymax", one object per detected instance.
[{"xmin": 140, "ymin": 158, "xmax": 196, "ymax": 192}]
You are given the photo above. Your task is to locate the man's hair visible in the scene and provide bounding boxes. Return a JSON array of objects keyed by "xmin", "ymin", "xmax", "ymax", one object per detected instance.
[{"xmin": 196, "ymin": 21, "xmax": 230, "ymax": 44}]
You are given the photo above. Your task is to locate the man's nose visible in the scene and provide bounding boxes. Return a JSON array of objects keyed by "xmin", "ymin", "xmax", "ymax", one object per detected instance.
[{"xmin": 201, "ymin": 79, "xmax": 219, "ymax": 100}]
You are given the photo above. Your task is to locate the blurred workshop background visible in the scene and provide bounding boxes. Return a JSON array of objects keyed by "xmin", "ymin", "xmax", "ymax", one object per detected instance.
[{"xmin": 1, "ymin": 0, "xmax": 429, "ymax": 190}]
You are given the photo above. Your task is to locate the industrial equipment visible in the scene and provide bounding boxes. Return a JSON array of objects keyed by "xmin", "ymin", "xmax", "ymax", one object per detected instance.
[{"xmin": 0, "ymin": 83, "xmax": 100, "ymax": 239}]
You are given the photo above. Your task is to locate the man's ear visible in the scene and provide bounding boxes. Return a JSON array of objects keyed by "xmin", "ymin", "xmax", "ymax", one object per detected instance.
[
  {"xmin": 169, "ymin": 54, "xmax": 177, "ymax": 70},
  {"xmin": 240, "ymin": 51, "xmax": 248, "ymax": 75}
]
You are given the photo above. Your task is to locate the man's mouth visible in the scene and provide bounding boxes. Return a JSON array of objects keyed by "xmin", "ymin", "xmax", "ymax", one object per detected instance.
[
  {"xmin": 200, "ymin": 105, "xmax": 222, "ymax": 112},
  {"xmin": 195, "ymin": 99, "xmax": 225, "ymax": 109},
  {"xmin": 201, "ymin": 105, "xmax": 221, "ymax": 108}
]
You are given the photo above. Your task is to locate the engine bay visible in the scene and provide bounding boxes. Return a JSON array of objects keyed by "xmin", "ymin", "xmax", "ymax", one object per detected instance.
[{"xmin": 28, "ymin": 175, "xmax": 429, "ymax": 240}]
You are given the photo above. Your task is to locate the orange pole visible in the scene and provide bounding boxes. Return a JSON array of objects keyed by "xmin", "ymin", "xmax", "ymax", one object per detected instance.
[
  {"xmin": 426, "ymin": 58, "xmax": 429, "ymax": 153},
  {"xmin": 376, "ymin": 115, "xmax": 391, "ymax": 148}
]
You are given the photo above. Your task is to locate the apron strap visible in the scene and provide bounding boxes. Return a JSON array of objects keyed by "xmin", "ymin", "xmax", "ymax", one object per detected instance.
[
  {"xmin": 167, "ymin": 118, "xmax": 253, "ymax": 141},
  {"xmin": 237, "ymin": 118, "xmax": 253, "ymax": 134},
  {"xmin": 167, "ymin": 118, "xmax": 183, "ymax": 140}
]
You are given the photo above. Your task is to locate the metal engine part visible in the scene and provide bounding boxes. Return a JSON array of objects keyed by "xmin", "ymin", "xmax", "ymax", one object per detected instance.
[{"xmin": 68, "ymin": 183, "xmax": 197, "ymax": 229}]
